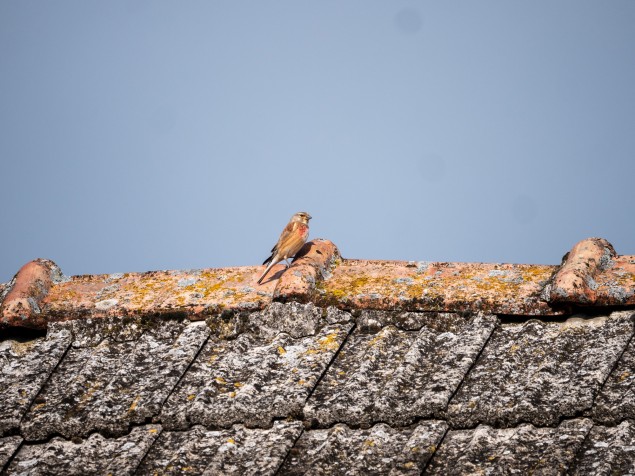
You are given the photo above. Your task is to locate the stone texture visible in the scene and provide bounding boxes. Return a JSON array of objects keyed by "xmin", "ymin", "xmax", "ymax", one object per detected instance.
[
  {"xmin": 426, "ymin": 418, "xmax": 593, "ymax": 475},
  {"xmin": 20, "ymin": 321, "xmax": 209, "ymax": 441},
  {"xmin": 591, "ymin": 317, "xmax": 635, "ymax": 424},
  {"xmin": 1, "ymin": 259, "xmax": 65, "ymax": 329},
  {"xmin": 447, "ymin": 312, "xmax": 633, "ymax": 428},
  {"xmin": 137, "ymin": 421, "xmax": 302, "ymax": 475},
  {"xmin": 0, "ymin": 436, "xmax": 22, "ymax": 471},
  {"xmin": 161, "ymin": 320, "xmax": 353, "ymax": 428},
  {"xmin": 305, "ymin": 313, "xmax": 496, "ymax": 427},
  {"xmin": 0, "ymin": 327, "xmax": 71, "ymax": 436},
  {"xmin": 6, "ymin": 424, "xmax": 160, "ymax": 475},
  {"xmin": 279, "ymin": 421, "xmax": 447, "ymax": 475},
  {"xmin": 572, "ymin": 420, "xmax": 635, "ymax": 475}
]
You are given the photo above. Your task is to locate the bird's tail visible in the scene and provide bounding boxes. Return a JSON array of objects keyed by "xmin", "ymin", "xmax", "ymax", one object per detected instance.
[{"xmin": 257, "ymin": 259, "xmax": 277, "ymax": 285}]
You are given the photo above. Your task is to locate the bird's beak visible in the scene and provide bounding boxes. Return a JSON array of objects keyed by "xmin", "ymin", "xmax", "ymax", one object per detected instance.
[{"xmin": 308, "ymin": 214, "xmax": 312, "ymax": 220}]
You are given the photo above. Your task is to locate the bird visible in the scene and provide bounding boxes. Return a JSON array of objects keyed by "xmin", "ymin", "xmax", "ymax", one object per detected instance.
[{"xmin": 257, "ymin": 212, "xmax": 312, "ymax": 285}]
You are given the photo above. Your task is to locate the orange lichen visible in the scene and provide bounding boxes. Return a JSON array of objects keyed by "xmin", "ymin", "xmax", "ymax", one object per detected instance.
[{"xmin": 128, "ymin": 395, "xmax": 141, "ymax": 414}]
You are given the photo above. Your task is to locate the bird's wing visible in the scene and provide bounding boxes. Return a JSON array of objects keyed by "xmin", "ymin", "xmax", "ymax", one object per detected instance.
[
  {"xmin": 263, "ymin": 221, "xmax": 296, "ymax": 264},
  {"xmin": 275, "ymin": 220, "xmax": 298, "ymax": 250}
]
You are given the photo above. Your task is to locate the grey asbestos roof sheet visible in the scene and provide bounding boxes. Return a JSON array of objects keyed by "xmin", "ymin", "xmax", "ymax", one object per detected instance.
[
  {"xmin": 137, "ymin": 422, "xmax": 302, "ymax": 475},
  {"xmin": 0, "ymin": 327, "xmax": 71, "ymax": 437},
  {"xmin": 446, "ymin": 312, "xmax": 634, "ymax": 428},
  {"xmin": 7, "ymin": 425, "xmax": 160, "ymax": 475},
  {"xmin": 161, "ymin": 322, "xmax": 352, "ymax": 429},
  {"xmin": 1, "ymin": 303, "xmax": 635, "ymax": 474},
  {"xmin": 20, "ymin": 321, "xmax": 209, "ymax": 441},
  {"xmin": 0, "ymin": 438, "xmax": 21, "ymax": 471},
  {"xmin": 426, "ymin": 419, "xmax": 593, "ymax": 475},
  {"xmin": 304, "ymin": 312, "xmax": 496, "ymax": 427},
  {"xmin": 572, "ymin": 420, "xmax": 635, "ymax": 475},
  {"xmin": 280, "ymin": 421, "xmax": 447, "ymax": 475},
  {"xmin": 591, "ymin": 331, "xmax": 635, "ymax": 425}
]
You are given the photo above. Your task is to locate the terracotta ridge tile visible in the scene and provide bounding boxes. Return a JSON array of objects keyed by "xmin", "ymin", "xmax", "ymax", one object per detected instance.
[
  {"xmin": 273, "ymin": 239, "xmax": 341, "ymax": 303},
  {"xmin": 2, "ymin": 237, "xmax": 634, "ymax": 330},
  {"xmin": 1, "ymin": 259, "xmax": 64, "ymax": 330},
  {"xmin": 548, "ymin": 237, "xmax": 618, "ymax": 305}
]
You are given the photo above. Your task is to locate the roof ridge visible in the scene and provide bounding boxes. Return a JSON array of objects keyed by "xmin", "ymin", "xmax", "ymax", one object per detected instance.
[{"xmin": 1, "ymin": 237, "xmax": 634, "ymax": 330}]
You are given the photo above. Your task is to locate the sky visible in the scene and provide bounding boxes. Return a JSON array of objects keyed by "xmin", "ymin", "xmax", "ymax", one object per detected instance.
[{"xmin": 1, "ymin": 1, "xmax": 634, "ymax": 283}]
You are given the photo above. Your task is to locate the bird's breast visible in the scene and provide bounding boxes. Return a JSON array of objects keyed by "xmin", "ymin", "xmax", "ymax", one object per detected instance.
[{"xmin": 297, "ymin": 224, "xmax": 309, "ymax": 238}]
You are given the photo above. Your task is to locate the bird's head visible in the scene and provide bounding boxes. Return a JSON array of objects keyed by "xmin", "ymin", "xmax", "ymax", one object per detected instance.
[{"xmin": 292, "ymin": 212, "xmax": 312, "ymax": 224}]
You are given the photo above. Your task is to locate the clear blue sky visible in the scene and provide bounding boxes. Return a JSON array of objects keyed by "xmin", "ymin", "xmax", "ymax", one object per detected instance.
[{"xmin": 1, "ymin": 1, "xmax": 634, "ymax": 282}]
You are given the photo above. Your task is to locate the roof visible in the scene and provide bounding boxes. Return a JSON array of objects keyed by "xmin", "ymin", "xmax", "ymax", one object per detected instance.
[{"xmin": 1, "ymin": 237, "xmax": 635, "ymax": 474}]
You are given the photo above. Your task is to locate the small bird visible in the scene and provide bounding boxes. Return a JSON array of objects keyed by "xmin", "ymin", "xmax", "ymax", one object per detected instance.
[{"xmin": 257, "ymin": 212, "xmax": 312, "ymax": 285}]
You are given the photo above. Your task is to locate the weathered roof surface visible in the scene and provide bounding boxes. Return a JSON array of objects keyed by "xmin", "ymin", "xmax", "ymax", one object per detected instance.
[
  {"xmin": 304, "ymin": 312, "xmax": 497, "ymax": 427},
  {"xmin": 1, "ymin": 237, "xmax": 635, "ymax": 474},
  {"xmin": 137, "ymin": 422, "xmax": 302, "ymax": 475},
  {"xmin": 7, "ymin": 425, "xmax": 161, "ymax": 475},
  {"xmin": 20, "ymin": 321, "xmax": 209, "ymax": 441},
  {"xmin": 0, "ymin": 327, "xmax": 71, "ymax": 436},
  {"xmin": 446, "ymin": 312, "xmax": 633, "ymax": 428},
  {"xmin": 573, "ymin": 420, "xmax": 635, "ymax": 475},
  {"xmin": 280, "ymin": 421, "xmax": 447, "ymax": 474},
  {"xmin": 3, "ymin": 237, "xmax": 634, "ymax": 330},
  {"xmin": 426, "ymin": 419, "xmax": 593, "ymax": 474},
  {"xmin": 317, "ymin": 259, "xmax": 559, "ymax": 315}
]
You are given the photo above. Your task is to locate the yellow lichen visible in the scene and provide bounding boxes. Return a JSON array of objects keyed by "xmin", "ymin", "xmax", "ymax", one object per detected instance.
[
  {"xmin": 318, "ymin": 333, "xmax": 340, "ymax": 351},
  {"xmin": 128, "ymin": 395, "xmax": 141, "ymax": 413},
  {"xmin": 368, "ymin": 334, "xmax": 385, "ymax": 347},
  {"xmin": 78, "ymin": 381, "xmax": 103, "ymax": 407},
  {"xmin": 10, "ymin": 341, "xmax": 38, "ymax": 356},
  {"xmin": 304, "ymin": 332, "xmax": 341, "ymax": 355}
]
